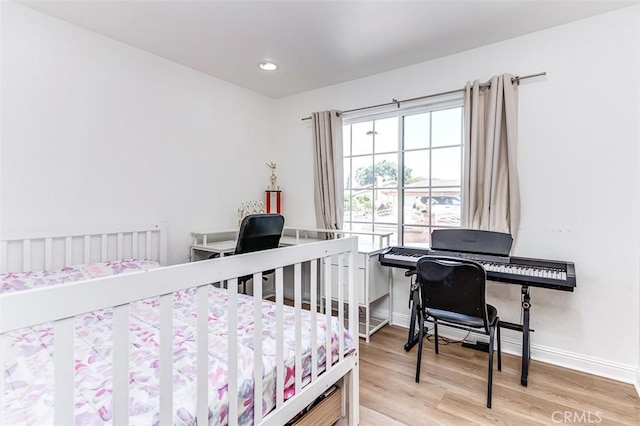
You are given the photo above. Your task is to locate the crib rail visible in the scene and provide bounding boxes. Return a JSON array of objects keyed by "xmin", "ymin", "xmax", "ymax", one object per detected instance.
[
  {"xmin": 0, "ymin": 237, "xmax": 360, "ymax": 426},
  {"xmin": 0, "ymin": 223, "xmax": 167, "ymax": 272}
]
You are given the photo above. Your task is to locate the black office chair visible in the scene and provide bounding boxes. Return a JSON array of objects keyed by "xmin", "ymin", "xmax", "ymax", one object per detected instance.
[
  {"xmin": 414, "ymin": 256, "xmax": 501, "ymax": 408},
  {"xmin": 234, "ymin": 214, "xmax": 285, "ymax": 294}
]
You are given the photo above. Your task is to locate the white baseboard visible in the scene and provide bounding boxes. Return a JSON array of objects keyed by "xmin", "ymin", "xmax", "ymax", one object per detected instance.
[
  {"xmin": 376, "ymin": 308, "xmax": 639, "ymax": 390},
  {"xmin": 383, "ymin": 310, "xmax": 410, "ymax": 329},
  {"xmin": 528, "ymin": 343, "xmax": 638, "ymax": 386}
]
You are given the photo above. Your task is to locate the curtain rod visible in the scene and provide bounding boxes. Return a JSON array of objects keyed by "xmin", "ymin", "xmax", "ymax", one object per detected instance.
[{"xmin": 301, "ymin": 72, "xmax": 546, "ymax": 121}]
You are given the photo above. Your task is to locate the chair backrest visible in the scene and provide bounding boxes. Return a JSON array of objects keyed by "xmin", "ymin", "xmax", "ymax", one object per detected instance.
[
  {"xmin": 235, "ymin": 214, "xmax": 285, "ymax": 255},
  {"xmin": 416, "ymin": 256, "xmax": 489, "ymax": 331}
]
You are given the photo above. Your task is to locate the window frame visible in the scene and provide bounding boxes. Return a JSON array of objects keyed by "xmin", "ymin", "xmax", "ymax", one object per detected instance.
[{"xmin": 342, "ymin": 96, "xmax": 465, "ymax": 246}]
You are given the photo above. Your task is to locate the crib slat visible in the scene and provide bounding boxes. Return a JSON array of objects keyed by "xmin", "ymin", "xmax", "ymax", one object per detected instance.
[
  {"xmin": 146, "ymin": 231, "xmax": 152, "ymax": 260},
  {"xmin": 65, "ymin": 237, "xmax": 72, "ymax": 266},
  {"xmin": 347, "ymin": 241, "xmax": 360, "ymax": 426},
  {"xmin": 132, "ymin": 232, "xmax": 139, "ymax": 258},
  {"xmin": 324, "ymin": 256, "xmax": 332, "ymax": 371},
  {"xmin": 113, "ymin": 304, "xmax": 130, "ymax": 425},
  {"xmin": 0, "ymin": 241, "xmax": 7, "ymax": 273},
  {"xmin": 101, "ymin": 234, "xmax": 107, "ymax": 262},
  {"xmin": 117, "ymin": 233, "xmax": 123, "ymax": 261},
  {"xmin": 338, "ymin": 254, "xmax": 344, "ymax": 362},
  {"xmin": 84, "ymin": 235, "xmax": 91, "ymax": 264},
  {"xmin": 294, "ymin": 263, "xmax": 302, "ymax": 392},
  {"xmin": 159, "ymin": 293, "xmax": 173, "ymax": 424},
  {"xmin": 158, "ymin": 225, "xmax": 168, "ymax": 266},
  {"xmin": 45, "ymin": 238, "xmax": 53, "ymax": 271},
  {"xmin": 196, "ymin": 285, "xmax": 209, "ymax": 424},
  {"xmin": 253, "ymin": 272, "xmax": 263, "ymax": 424},
  {"xmin": 227, "ymin": 278, "xmax": 239, "ymax": 426},
  {"xmin": 54, "ymin": 317, "xmax": 74, "ymax": 425},
  {"xmin": 275, "ymin": 267, "xmax": 285, "ymax": 408},
  {"xmin": 22, "ymin": 240, "xmax": 31, "ymax": 271},
  {"xmin": 310, "ymin": 259, "xmax": 318, "ymax": 381}
]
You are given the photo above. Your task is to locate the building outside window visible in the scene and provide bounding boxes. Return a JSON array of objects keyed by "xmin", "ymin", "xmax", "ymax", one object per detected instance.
[{"xmin": 342, "ymin": 98, "xmax": 464, "ymax": 247}]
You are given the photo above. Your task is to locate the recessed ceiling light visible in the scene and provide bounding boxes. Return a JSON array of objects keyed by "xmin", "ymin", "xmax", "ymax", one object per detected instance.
[{"xmin": 259, "ymin": 61, "xmax": 278, "ymax": 71}]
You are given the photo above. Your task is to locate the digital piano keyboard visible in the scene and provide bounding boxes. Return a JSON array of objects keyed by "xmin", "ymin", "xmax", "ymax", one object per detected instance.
[
  {"xmin": 377, "ymin": 229, "xmax": 577, "ymax": 387},
  {"xmin": 378, "ymin": 246, "xmax": 576, "ymax": 291}
]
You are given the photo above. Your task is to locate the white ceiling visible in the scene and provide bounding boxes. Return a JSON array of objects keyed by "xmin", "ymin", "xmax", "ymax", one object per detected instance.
[{"xmin": 18, "ymin": 0, "xmax": 639, "ymax": 98}]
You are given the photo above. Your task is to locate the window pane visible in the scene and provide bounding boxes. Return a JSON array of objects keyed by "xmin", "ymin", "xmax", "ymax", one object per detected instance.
[
  {"xmin": 404, "ymin": 192, "xmax": 432, "ymax": 226},
  {"xmin": 351, "ymin": 121, "xmax": 373, "ymax": 155},
  {"xmin": 404, "ymin": 113, "xmax": 430, "ymax": 150},
  {"xmin": 351, "ymin": 155, "xmax": 373, "ymax": 188},
  {"xmin": 373, "ymin": 153, "xmax": 398, "ymax": 187},
  {"xmin": 343, "ymin": 158, "xmax": 351, "ymax": 189},
  {"xmin": 351, "ymin": 222, "xmax": 373, "ymax": 234},
  {"xmin": 402, "ymin": 226, "xmax": 430, "ymax": 247},
  {"xmin": 431, "ymin": 188, "xmax": 461, "ymax": 227},
  {"xmin": 374, "ymin": 189, "xmax": 396, "ymax": 221},
  {"xmin": 432, "ymin": 107, "xmax": 462, "ymax": 147},
  {"xmin": 344, "ymin": 190, "xmax": 352, "ymax": 214},
  {"xmin": 374, "ymin": 117, "xmax": 398, "ymax": 153},
  {"xmin": 432, "ymin": 146, "xmax": 461, "ymax": 186},
  {"xmin": 403, "ymin": 149, "xmax": 429, "ymax": 187},
  {"xmin": 343, "ymin": 124, "xmax": 351, "ymax": 156},
  {"xmin": 351, "ymin": 190, "xmax": 373, "ymax": 221}
]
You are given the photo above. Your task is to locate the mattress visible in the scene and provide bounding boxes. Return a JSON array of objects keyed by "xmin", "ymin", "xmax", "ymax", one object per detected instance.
[{"xmin": 1, "ymin": 260, "xmax": 355, "ymax": 425}]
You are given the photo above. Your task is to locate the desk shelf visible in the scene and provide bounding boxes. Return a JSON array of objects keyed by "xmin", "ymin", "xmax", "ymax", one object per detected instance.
[{"xmin": 326, "ymin": 249, "xmax": 390, "ymax": 342}]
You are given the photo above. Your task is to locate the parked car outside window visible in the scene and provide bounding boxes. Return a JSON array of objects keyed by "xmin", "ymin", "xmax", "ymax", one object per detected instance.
[{"xmin": 412, "ymin": 195, "xmax": 460, "ymax": 212}]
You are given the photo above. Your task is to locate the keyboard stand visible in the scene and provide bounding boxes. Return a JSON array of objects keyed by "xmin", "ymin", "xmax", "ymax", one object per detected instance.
[
  {"xmin": 404, "ymin": 284, "xmax": 421, "ymax": 351},
  {"xmin": 498, "ymin": 286, "xmax": 533, "ymax": 386}
]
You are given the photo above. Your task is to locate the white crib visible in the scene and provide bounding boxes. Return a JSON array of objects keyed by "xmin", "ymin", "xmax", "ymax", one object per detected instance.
[{"xmin": 0, "ymin": 224, "xmax": 359, "ymax": 425}]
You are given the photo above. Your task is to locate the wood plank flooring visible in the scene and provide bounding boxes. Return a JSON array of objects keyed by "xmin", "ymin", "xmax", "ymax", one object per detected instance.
[{"xmin": 340, "ymin": 325, "xmax": 639, "ymax": 425}]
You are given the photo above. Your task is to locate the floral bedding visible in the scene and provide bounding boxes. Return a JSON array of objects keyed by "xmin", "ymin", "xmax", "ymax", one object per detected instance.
[{"xmin": 2, "ymin": 260, "xmax": 355, "ymax": 425}]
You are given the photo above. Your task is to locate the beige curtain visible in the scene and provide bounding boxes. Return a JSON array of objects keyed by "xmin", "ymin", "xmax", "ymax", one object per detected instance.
[
  {"xmin": 463, "ymin": 74, "xmax": 521, "ymax": 238},
  {"xmin": 312, "ymin": 110, "xmax": 344, "ymax": 231}
]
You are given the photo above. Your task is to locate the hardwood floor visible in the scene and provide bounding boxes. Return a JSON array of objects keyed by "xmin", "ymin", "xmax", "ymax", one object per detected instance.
[{"xmin": 342, "ymin": 325, "xmax": 639, "ymax": 425}]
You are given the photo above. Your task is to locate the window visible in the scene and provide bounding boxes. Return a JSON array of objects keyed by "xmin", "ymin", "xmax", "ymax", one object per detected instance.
[{"xmin": 342, "ymin": 100, "xmax": 464, "ymax": 247}]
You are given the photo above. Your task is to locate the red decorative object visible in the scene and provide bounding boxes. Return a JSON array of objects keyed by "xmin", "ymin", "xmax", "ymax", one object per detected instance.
[{"xmin": 265, "ymin": 190, "xmax": 282, "ymax": 214}]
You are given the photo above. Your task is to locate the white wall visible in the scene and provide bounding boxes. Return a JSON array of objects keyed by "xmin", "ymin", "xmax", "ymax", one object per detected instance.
[
  {"xmin": 273, "ymin": 6, "xmax": 640, "ymax": 382},
  {"xmin": 0, "ymin": 2, "xmax": 275, "ymax": 265}
]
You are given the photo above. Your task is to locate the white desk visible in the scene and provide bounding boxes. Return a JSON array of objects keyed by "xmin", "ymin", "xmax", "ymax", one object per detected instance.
[
  {"xmin": 190, "ymin": 235, "xmax": 324, "ymax": 259},
  {"xmin": 190, "ymin": 227, "xmax": 392, "ymax": 341}
]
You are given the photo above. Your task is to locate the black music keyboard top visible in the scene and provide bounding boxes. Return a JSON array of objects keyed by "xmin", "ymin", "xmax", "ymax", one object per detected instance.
[{"xmin": 379, "ymin": 246, "xmax": 576, "ymax": 292}]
